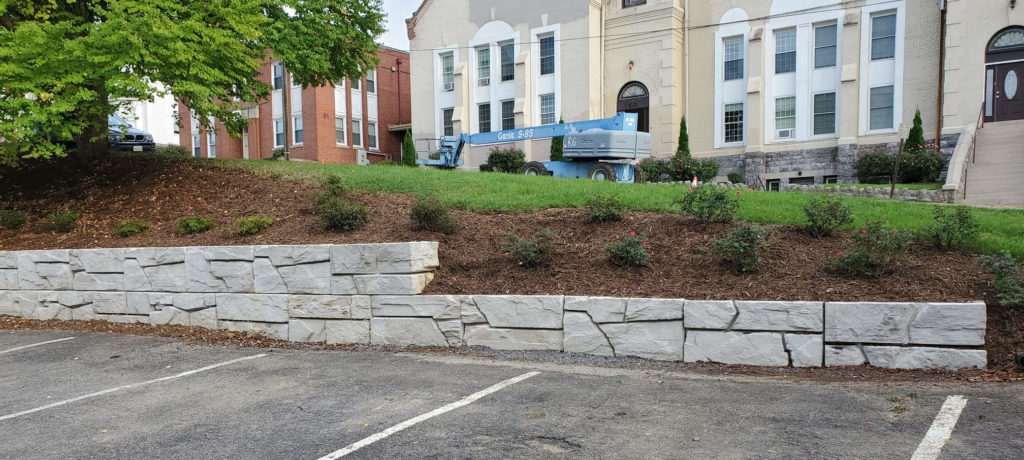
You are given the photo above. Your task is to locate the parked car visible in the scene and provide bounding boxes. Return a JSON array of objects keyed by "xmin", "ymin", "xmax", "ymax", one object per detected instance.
[{"xmin": 108, "ymin": 114, "xmax": 155, "ymax": 151}]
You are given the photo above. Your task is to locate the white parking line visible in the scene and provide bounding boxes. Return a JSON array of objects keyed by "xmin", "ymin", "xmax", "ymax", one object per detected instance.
[
  {"xmin": 0, "ymin": 337, "xmax": 76, "ymax": 355},
  {"xmin": 0, "ymin": 353, "xmax": 267, "ymax": 422},
  {"xmin": 318, "ymin": 371, "xmax": 541, "ymax": 459},
  {"xmin": 911, "ymin": 395, "xmax": 968, "ymax": 460}
]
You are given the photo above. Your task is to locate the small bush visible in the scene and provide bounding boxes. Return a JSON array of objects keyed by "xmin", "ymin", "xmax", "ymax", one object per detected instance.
[
  {"xmin": 377, "ymin": 159, "xmax": 400, "ymax": 166},
  {"xmin": 428, "ymin": 151, "xmax": 441, "ymax": 161},
  {"xmin": 116, "ymin": 219, "xmax": 152, "ymax": 237},
  {"xmin": 585, "ymin": 195, "xmax": 626, "ymax": 223},
  {"xmin": 713, "ymin": 225, "xmax": 770, "ymax": 273},
  {"xmin": 482, "ymin": 146, "xmax": 526, "ymax": 173},
  {"xmin": 479, "ymin": 163, "xmax": 494, "ymax": 172},
  {"xmin": 980, "ymin": 251, "xmax": 1024, "ymax": 307},
  {"xmin": 264, "ymin": 148, "xmax": 287, "ymax": 161},
  {"xmin": 159, "ymin": 145, "xmax": 190, "ymax": 157},
  {"xmin": 803, "ymin": 194, "xmax": 854, "ymax": 238},
  {"xmin": 0, "ymin": 210, "xmax": 27, "ymax": 230},
  {"xmin": 853, "ymin": 151, "xmax": 895, "ymax": 183},
  {"xmin": 502, "ymin": 228, "xmax": 557, "ymax": 268},
  {"xmin": 605, "ymin": 232, "xmax": 649, "ymax": 267},
  {"xmin": 828, "ymin": 221, "xmax": 913, "ymax": 277},
  {"xmin": 727, "ymin": 173, "xmax": 745, "ymax": 184},
  {"xmin": 410, "ymin": 196, "xmax": 457, "ymax": 234},
  {"xmin": 676, "ymin": 185, "xmax": 739, "ymax": 223},
  {"xmin": 317, "ymin": 196, "xmax": 368, "ymax": 231},
  {"xmin": 926, "ymin": 206, "xmax": 979, "ymax": 250},
  {"xmin": 854, "ymin": 148, "xmax": 947, "ymax": 184},
  {"xmin": 177, "ymin": 216, "xmax": 216, "ymax": 235},
  {"xmin": 636, "ymin": 158, "xmax": 670, "ymax": 182},
  {"xmin": 48, "ymin": 207, "xmax": 81, "ymax": 233},
  {"xmin": 236, "ymin": 216, "xmax": 275, "ymax": 236},
  {"xmin": 319, "ymin": 174, "xmax": 347, "ymax": 197}
]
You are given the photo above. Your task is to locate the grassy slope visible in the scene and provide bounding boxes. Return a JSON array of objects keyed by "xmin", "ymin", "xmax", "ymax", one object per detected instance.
[{"xmin": 207, "ymin": 158, "xmax": 1024, "ymax": 258}]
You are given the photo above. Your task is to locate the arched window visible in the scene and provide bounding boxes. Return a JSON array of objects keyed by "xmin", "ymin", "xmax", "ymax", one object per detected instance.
[
  {"xmin": 989, "ymin": 27, "xmax": 1024, "ymax": 52},
  {"xmin": 617, "ymin": 82, "xmax": 649, "ymax": 132}
]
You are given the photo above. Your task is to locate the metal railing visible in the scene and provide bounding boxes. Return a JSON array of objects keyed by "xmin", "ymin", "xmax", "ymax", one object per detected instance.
[{"xmin": 962, "ymin": 102, "xmax": 985, "ymax": 200}]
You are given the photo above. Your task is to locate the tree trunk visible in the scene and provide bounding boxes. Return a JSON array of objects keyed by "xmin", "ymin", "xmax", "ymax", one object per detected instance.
[{"xmin": 75, "ymin": 82, "xmax": 110, "ymax": 159}]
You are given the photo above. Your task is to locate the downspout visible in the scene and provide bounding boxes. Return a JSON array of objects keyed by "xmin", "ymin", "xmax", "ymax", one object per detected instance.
[
  {"xmin": 936, "ymin": 1, "xmax": 947, "ymax": 144},
  {"xmin": 684, "ymin": 0, "xmax": 690, "ymax": 119},
  {"xmin": 284, "ymin": 69, "xmax": 292, "ymax": 159}
]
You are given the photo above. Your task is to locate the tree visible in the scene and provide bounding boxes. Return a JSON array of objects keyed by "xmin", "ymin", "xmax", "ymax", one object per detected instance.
[
  {"xmin": 676, "ymin": 116, "xmax": 690, "ymax": 158},
  {"xmin": 0, "ymin": 1, "xmax": 386, "ymax": 167},
  {"xmin": 549, "ymin": 117, "xmax": 565, "ymax": 162},
  {"xmin": 905, "ymin": 109, "xmax": 926, "ymax": 152},
  {"xmin": 401, "ymin": 130, "xmax": 417, "ymax": 166}
]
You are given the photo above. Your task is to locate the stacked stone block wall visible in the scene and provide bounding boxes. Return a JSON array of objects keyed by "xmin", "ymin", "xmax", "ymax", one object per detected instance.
[{"xmin": 0, "ymin": 244, "xmax": 987, "ymax": 370}]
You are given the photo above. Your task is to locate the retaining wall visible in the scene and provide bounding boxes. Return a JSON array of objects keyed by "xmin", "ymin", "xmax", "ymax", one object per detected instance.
[
  {"xmin": 780, "ymin": 183, "xmax": 955, "ymax": 204},
  {"xmin": 0, "ymin": 244, "xmax": 987, "ymax": 369}
]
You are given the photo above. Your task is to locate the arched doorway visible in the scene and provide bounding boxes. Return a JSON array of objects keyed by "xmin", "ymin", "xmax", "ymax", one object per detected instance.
[
  {"xmin": 617, "ymin": 82, "xmax": 650, "ymax": 132},
  {"xmin": 985, "ymin": 27, "xmax": 1024, "ymax": 122}
]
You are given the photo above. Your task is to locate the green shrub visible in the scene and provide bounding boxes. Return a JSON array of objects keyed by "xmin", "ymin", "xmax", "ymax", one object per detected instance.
[
  {"xmin": 317, "ymin": 196, "xmax": 368, "ymax": 231},
  {"xmin": 585, "ymin": 195, "xmax": 626, "ymax": 223},
  {"xmin": 675, "ymin": 185, "xmax": 739, "ymax": 223},
  {"xmin": 677, "ymin": 116, "xmax": 690, "ymax": 156},
  {"xmin": 479, "ymin": 163, "xmax": 494, "ymax": 172},
  {"xmin": 980, "ymin": 251, "xmax": 1024, "ymax": 307},
  {"xmin": 264, "ymin": 148, "xmax": 287, "ymax": 161},
  {"xmin": 898, "ymin": 148, "xmax": 947, "ymax": 183},
  {"xmin": 905, "ymin": 110, "xmax": 926, "ymax": 153},
  {"xmin": 159, "ymin": 145, "xmax": 190, "ymax": 157},
  {"xmin": 727, "ymin": 173, "xmax": 745, "ymax": 184},
  {"xmin": 410, "ymin": 196, "xmax": 457, "ymax": 234},
  {"xmin": 829, "ymin": 221, "xmax": 913, "ymax": 277},
  {"xmin": 713, "ymin": 225, "xmax": 770, "ymax": 273},
  {"xmin": 116, "ymin": 219, "xmax": 152, "ymax": 237},
  {"xmin": 377, "ymin": 159, "xmax": 400, "ymax": 166},
  {"xmin": 401, "ymin": 130, "xmax": 417, "ymax": 166},
  {"xmin": 605, "ymin": 232, "xmax": 649, "ymax": 267},
  {"xmin": 482, "ymin": 146, "xmax": 525, "ymax": 173},
  {"xmin": 0, "ymin": 209, "xmax": 27, "ymax": 230},
  {"xmin": 637, "ymin": 158, "xmax": 669, "ymax": 182},
  {"xmin": 48, "ymin": 207, "xmax": 81, "ymax": 233},
  {"xmin": 236, "ymin": 216, "xmax": 275, "ymax": 236},
  {"xmin": 502, "ymin": 228, "xmax": 557, "ymax": 268},
  {"xmin": 691, "ymin": 159, "xmax": 721, "ymax": 183},
  {"xmin": 803, "ymin": 194, "xmax": 854, "ymax": 238},
  {"xmin": 177, "ymin": 216, "xmax": 216, "ymax": 235},
  {"xmin": 926, "ymin": 206, "xmax": 979, "ymax": 250},
  {"xmin": 550, "ymin": 118, "xmax": 565, "ymax": 161},
  {"xmin": 662, "ymin": 156, "xmax": 720, "ymax": 183},
  {"xmin": 319, "ymin": 174, "xmax": 347, "ymax": 197},
  {"xmin": 428, "ymin": 151, "xmax": 441, "ymax": 161},
  {"xmin": 854, "ymin": 151, "xmax": 896, "ymax": 183}
]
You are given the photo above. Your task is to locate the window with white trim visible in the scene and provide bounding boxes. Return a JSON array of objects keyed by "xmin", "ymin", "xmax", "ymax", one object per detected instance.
[
  {"xmin": 367, "ymin": 122, "xmax": 377, "ymax": 149},
  {"xmin": 814, "ymin": 24, "xmax": 837, "ymax": 68},
  {"xmin": 208, "ymin": 131, "xmax": 216, "ymax": 158},
  {"xmin": 352, "ymin": 118, "xmax": 362, "ymax": 146},
  {"xmin": 724, "ymin": 103, "xmax": 744, "ymax": 143},
  {"xmin": 272, "ymin": 63, "xmax": 284, "ymax": 90},
  {"xmin": 351, "ymin": 78, "xmax": 360, "ymax": 91},
  {"xmin": 293, "ymin": 116, "xmax": 303, "ymax": 144},
  {"xmin": 477, "ymin": 48, "xmax": 490, "ymax": 86},
  {"xmin": 775, "ymin": 28, "xmax": 796, "ymax": 74},
  {"xmin": 869, "ymin": 85, "xmax": 894, "ymax": 130},
  {"xmin": 540, "ymin": 94, "xmax": 556, "ymax": 125},
  {"xmin": 723, "ymin": 36, "xmax": 744, "ymax": 81},
  {"xmin": 442, "ymin": 108, "xmax": 454, "ymax": 137},
  {"xmin": 479, "ymin": 103, "xmax": 491, "ymax": 133},
  {"xmin": 871, "ymin": 13, "xmax": 897, "ymax": 60},
  {"xmin": 775, "ymin": 96, "xmax": 796, "ymax": 132},
  {"xmin": 501, "ymin": 100, "xmax": 515, "ymax": 130},
  {"xmin": 813, "ymin": 92, "xmax": 837, "ymax": 135},
  {"xmin": 441, "ymin": 53, "xmax": 454, "ymax": 91},
  {"xmin": 274, "ymin": 119, "xmax": 284, "ymax": 147},
  {"xmin": 192, "ymin": 134, "xmax": 200, "ymax": 157},
  {"xmin": 366, "ymin": 70, "xmax": 376, "ymax": 93},
  {"xmin": 335, "ymin": 116, "xmax": 346, "ymax": 145},
  {"xmin": 500, "ymin": 42, "xmax": 514, "ymax": 82},
  {"xmin": 539, "ymin": 35, "xmax": 555, "ymax": 75}
]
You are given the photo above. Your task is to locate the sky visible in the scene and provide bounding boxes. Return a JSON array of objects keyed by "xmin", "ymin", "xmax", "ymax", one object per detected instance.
[{"xmin": 379, "ymin": 0, "xmax": 422, "ymax": 51}]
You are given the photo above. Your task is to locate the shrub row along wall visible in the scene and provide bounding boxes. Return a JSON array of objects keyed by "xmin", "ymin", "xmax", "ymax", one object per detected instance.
[
  {"xmin": 0, "ymin": 244, "xmax": 986, "ymax": 369},
  {"xmin": 780, "ymin": 183, "xmax": 955, "ymax": 204}
]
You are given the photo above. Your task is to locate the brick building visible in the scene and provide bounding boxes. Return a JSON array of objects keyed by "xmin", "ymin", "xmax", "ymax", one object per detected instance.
[{"xmin": 179, "ymin": 46, "xmax": 411, "ymax": 164}]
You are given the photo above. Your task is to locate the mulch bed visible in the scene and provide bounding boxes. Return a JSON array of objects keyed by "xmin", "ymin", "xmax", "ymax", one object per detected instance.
[{"xmin": 0, "ymin": 156, "xmax": 1020, "ymax": 377}]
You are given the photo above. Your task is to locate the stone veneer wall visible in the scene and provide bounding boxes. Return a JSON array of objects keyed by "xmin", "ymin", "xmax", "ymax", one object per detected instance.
[
  {"xmin": 779, "ymin": 183, "xmax": 955, "ymax": 204},
  {"xmin": 0, "ymin": 244, "xmax": 987, "ymax": 369}
]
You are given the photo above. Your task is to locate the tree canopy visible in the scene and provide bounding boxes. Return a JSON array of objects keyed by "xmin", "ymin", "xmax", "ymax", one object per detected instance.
[{"xmin": 0, "ymin": 0, "xmax": 385, "ymax": 166}]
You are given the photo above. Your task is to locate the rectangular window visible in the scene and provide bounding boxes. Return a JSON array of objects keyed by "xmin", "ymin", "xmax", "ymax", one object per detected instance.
[
  {"xmin": 871, "ymin": 13, "xmax": 897, "ymax": 60},
  {"xmin": 723, "ymin": 36, "xmax": 744, "ymax": 81},
  {"xmin": 775, "ymin": 96, "xmax": 796, "ymax": 131},
  {"xmin": 501, "ymin": 100, "xmax": 515, "ymax": 130},
  {"xmin": 366, "ymin": 70, "xmax": 376, "ymax": 93},
  {"xmin": 477, "ymin": 48, "xmax": 490, "ymax": 86},
  {"xmin": 274, "ymin": 119, "xmax": 284, "ymax": 147},
  {"xmin": 540, "ymin": 94, "xmax": 556, "ymax": 125},
  {"xmin": 478, "ymin": 103, "xmax": 491, "ymax": 133},
  {"xmin": 824, "ymin": 175, "xmax": 838, "ymax": 184},
  {"xmin": 869, "ymin": 85, "xmax": 895, "ymax": 130},
  {"xmin": 813, "ymin": 92, "xmax": 837, "ymax": 135},
  {"xmin": 500, "ymin": 42, "xmax": 514, "ymax": 82},
  {"xmin": 442, "ymin": 108, "xmax": 454, "ymax": 137},
  {"xmin": 192, "ymin": 135, "xmax": 200, "ymax": 157},
  {"xmin": 540, "ymin": 35, "xmax": 555, "ymax": 75},
  {"xmin": 623, "ymin": 0, "xmax": 646, "ymax": 7},
  {"xmin": 293, "ymin": 116, "xmax": 303, "ymax": 144},
  {"xmin": 208, "ymin": 132, "xmax": 216, "ymax": 158},
  {"xmin": 335, "ymin": 116, "xmax": 346, "ymax": 145},
  {"xmin": 367, "ymin": 122, "xmax": 377, "ymax": 149},
  {"xmin": 352, "ymin": 119, "xmax": 362, "ymax": 146},
  {"xmin": 814, "ymin": 24, "xmax": 837, "ymax": 68},
  {"xmin": 351, "ymin": 78, "xmax": 361, "ymax": 91},
  {"xmin": 272, "ymin": 63, "xmax": 284, "ymax": 90},
  {"xmin": 441, "ymin": 53, "xmax": 454, "ymax": 90},
  {"xmin": 724, "ymin": 103, "xmax": 744, "ymax": 143},
  {"xmin": 775, "ymin": 28, "xmax": 796, "ymax": 74}
]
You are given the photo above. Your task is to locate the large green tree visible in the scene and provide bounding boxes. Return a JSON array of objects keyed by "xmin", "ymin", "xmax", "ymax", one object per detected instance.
[{"xmin": 0, "ymin": 0, "xmax": 385, "ymax": 166}]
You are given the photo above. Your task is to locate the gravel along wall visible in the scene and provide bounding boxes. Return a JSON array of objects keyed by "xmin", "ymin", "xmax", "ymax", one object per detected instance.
[{"xmin": 0, "ymin": 243, "xmax": 986, "ymax": 369}]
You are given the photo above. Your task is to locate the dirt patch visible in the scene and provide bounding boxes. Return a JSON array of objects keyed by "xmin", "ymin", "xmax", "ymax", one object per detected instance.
[{"xmin": 0, "ymin": 156, "xmax": 1020, "ymax": 375}]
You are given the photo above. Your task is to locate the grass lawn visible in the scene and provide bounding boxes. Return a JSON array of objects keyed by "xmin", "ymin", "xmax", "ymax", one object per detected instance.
[
  {"xmin": 835, "ymin": 183, "xmax": 943, "ymax": 190},
  {"xmin": 206, "ymin": 158, "xmax": 1024, "ymax": 258}
]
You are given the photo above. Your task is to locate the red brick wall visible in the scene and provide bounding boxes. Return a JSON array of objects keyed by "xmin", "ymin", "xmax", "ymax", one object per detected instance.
[{"xmin": 375, "ymin": 47, "xmax": 412, "ymax": 162}]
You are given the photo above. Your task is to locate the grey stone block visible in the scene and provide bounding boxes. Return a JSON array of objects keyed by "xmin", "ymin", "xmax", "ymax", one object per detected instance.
[
  {"xmin": 123, "ymin": 260, "xmax": 151, "ymax": 291},
  {"xmin": 473, "ymin": 295, "xmax": 564, "ymax": 329},
  {"xmin": 908, "ymin": 303, "xmax": 986, "ymax": 346},
  {"xmin": 0, "ymin": 251, "xmax": 16, "ymax": 269},
  {"xmin": 96, "ymin": 314, "xmax": 149, "ymax": 324},
  {"xmin": 603, "ymin": 321, "xmax": 683, "ymax": 361},
  {"xmin": 255, "ymin": 245, "xmax": 331, "ymax": 266},
  {"xmin": 72, "ymin": 304, "xmax": 96, "ymax": 321},
  {"xmin": 563, "ymin": 312, "xmax": 614, "ymax": 356},
  {"xmin": 564, "ymin": 296, "xmax": 627, "ymax": 323},
  {"xmin": 329, "ymin": 244, "xmax": 379, "ymax": 274},
  {"xmin": 125, "ymin": 292, "xmax": 158, "ymax": 315},
  {"xmin": 150, "ymin": 307, "xmax": 190, "ymax": 326},
  {"xmin": 73, "ymin": 272, "xmax": 124, "ymax": 291},
  {"xmin": 463, "ymin": 325, "xmax": 563, "ymax": 351},
  {"xmin": 190, "ymin": 308, "xmax": 218, "ymax": 329},
  {"xmin": 72, "ymin": 249, "xmax": 125, "ymax": 273},
  {"xmin": 289, "ymin": 319, "xmax": 327, "ymax": 342},
  {"xmin": 287, "ymin": 295, "xmax": 371, "ymax": 319},
  {"xmin": 371, "ymin": 295, "xmax": 461, "ymax": 319},
  {"xmin": 436, "ymin": 319, "xmax": 463, "ymax": 346},
  {"xmin": 144, "ymin": 263, "xmax": 186, "ymax": 292},
  {"xmin": 126, "ymin": 247, "xmax": 185, "ymax": 267},
  {"xmin": 278, "ymin": 262, "xmax": 332, "ymax": 294},
  {"xmin": 18, "ymin": 253, "xmax": 73, "ymax": 290},
  {"xmin": 353, "ymin": 273, "xmax": 434, "ymax": 295},
  {"xmin": 171, "ymin": 293, "xmax": 217, "ymax": 312},
  {"xmin": 325, "ymin": 320, "xmax": 370, "ymax": 344},
  {"xmin": 218, "ymin": 320, "xmax": 288, "ymax": 340},
  {"xmin": 784, "ymin": 334, "xmax": 824, "ymax": 367},
  {"xmin": 863, "ymin": 346, "xmax": 987, "ymax": 370},
  {"xmin": 0, "ymin": 269, "xmax": 18, "ymax": 290},
  {"xmin": 625, "ymin": 298, "xmax": 684, "ymax": 321},
  {"xmin": 186, "ymin": 251, "xmax": 253, "ymax": 293},
  {"xmin": 732, "ymin": 301, "xmax": 823, "ymax": 332},
  {"xmin": 460, "ymin": 297, "xmax": 488, "ymax": 324},
  {"xmin": 824, "ymin": 345, "xmax": 866, "ymax": 366},
  {"xmin": 376, "ymin": 242, "xmax": 439, "ymax": 274},
  {"xmin": 331, "ymin": 276, "xmax": 358, "ymax": 295},
  {"xmin": 253, "ymin": 258, "xmax": 286, "ymax": 293},
  {"xmin": 216, "ymin": 294, "xmax": 288, "ymax": 323},
  {"xmin": 683, "ymin": 300, "xmax": 736, "ymax": 329},
  {"xmin": 0, "ymin": 291, "xmax": 37, "ymax": 317},
  {"xmin": 684, "ymin": 331, "xmax": 788, "ymax": 366},
  {"xmin": 825, "ymin": 302, "xmax": 918, "ymax": 344},
  {"xmin": 91, "ymin": 292, "xmax": 128, "ymax": 314},
  {"xmin": 200, "ymin": 246, "xmax": 255, "ymax": 261},
  {"xmin": 370, "ymin": 317, "xmax": 448, "ymax": 346}
]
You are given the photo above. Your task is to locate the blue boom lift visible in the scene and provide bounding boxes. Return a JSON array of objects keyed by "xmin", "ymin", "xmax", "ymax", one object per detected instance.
[{"xmin": 418, "ymin": 112, "xmax": 652, "ymax": 183}]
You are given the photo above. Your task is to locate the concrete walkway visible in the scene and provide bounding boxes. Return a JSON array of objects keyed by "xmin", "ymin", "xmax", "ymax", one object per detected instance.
[{"xmin": 964, "ymin": 120, "xmax": 1024, "ymax": 207}]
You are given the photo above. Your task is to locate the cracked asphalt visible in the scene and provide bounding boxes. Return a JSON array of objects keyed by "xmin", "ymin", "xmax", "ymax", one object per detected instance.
[{"xmin": 1, "ymin": 329, "xmax": 1021, "ymax": 459}]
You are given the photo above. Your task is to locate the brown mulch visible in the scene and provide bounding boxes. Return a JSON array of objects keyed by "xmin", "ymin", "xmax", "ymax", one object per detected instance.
[{"xmin": 0, "ymin": 156, "xmax": 1021, "ymax": 377}]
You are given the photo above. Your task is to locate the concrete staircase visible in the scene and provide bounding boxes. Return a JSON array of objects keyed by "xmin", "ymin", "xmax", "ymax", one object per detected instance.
[{"xmin": 964, "ymin": 119, "xmax": 1024, "ymax": 207}]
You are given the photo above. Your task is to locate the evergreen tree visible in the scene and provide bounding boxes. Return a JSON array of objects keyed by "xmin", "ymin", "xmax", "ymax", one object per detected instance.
[
  {"xmin": 550, "ymin": 118, "xmax": 565, "ymax": 162},
  {"xmin": 905, "ymin": 110, "xmax": 926, "ymax": 152},
  {"xmin": 676, "ymin": 116, "xmax": 691, "ymax": 158},
  {"xmin": 402, "ymin": 131, "xmax": 417, "ymax": 166}
]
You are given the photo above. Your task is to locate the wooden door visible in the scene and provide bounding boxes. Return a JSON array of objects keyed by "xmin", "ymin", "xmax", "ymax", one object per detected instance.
[{"xmin": 994, "ymin": 62, "xmax": 1024, "ymax": 122}]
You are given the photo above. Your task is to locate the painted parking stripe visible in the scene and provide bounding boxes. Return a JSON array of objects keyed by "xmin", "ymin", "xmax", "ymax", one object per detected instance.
[
  {"xmin": 0, "ymin": 337, "xmax": 76, "ymax": 355},
  {"xmin": 0, "ymin": 353, "xmax": 267, "ymax": 422},
  {"xmin": 318, "ymin": 371, "xmax": 541, "ymax": 459},
  {"xmin": 911, "ymin": 395, "xmax": 968, "ymax": 460}
]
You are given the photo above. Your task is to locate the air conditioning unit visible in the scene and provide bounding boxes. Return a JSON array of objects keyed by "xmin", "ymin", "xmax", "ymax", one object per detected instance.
[
  {"xmin": 444, "ymin": 82, "xmax": 454, "ymax": 91},
  {"xmin": 776, "ymin": 128, "xmax": 794, "ymax": 139},
  {"xmin": 479, "ymin": 77, "xmax": 490, "ymax": 87}
]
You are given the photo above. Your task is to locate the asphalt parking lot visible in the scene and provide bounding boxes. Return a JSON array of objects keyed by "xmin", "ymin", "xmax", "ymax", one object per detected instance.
[{"xmin": 1, "ymin": 329, "xmax": 1021, "ymax": 459}]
